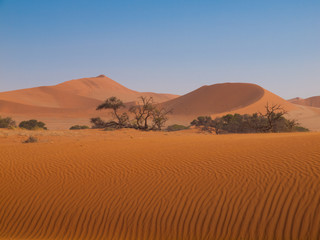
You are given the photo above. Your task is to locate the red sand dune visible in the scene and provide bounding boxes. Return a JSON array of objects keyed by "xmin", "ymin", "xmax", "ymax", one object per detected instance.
[
  {"xmin": 163, "ymin": 83, "xmax": 265, "ymax": 116},
  {"xmin": 52, "ymin": 75, "xmax": 178, "ymax": 103},
  {"xmin": 0, "ymin": 75, "xmax": 178, "ymax": 111},
  {"xmin": 289, "ymin": 96, "xmax": 320, "ymax": 108},
  {"xmin": 212, "ymin": 88, "xmax": 297, "ymax": 116},
  {"xmin": 1, "ymin": 78, "xmax": 320, "ymax": 130},
  {"xmin": 0, "ymin": 75, "xmax": 179, "ymax": 129},
  {"xmin": 0, "ymin": 88, "xmax": 101, "ymax": 109},
  {"xmin": 0, "ymin": 130, "xmax": 320, "ymax": 239},
  {"xmin": 162, "ymin": 83, "xmax": 320, "ymax": 131},
  {"xmin": 0, "ymin": 99, "xmax": 97, "ymax": 117},
  {"xmin": 163, "ymin": 83, "xmax": 302, "ymax": 123}
]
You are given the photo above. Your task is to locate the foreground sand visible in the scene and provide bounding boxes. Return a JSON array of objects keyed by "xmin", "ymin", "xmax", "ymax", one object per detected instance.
[{"xmin": 0, "ymin": 129, "xmax": 320, "ymax": 239}]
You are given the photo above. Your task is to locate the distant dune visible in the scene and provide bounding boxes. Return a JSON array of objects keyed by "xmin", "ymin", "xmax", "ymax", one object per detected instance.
[
  {"xmin": 0, "ymin": 75, "xmax": 179, "ymax": 129},
  {"xmin": 1, "ymin": 129, "xmax": 320, "ymax": 239},
  {"xmin": 162, "ymin": 82, "xmax": 316, "ymax": 127},
  {"xmin": 289, "ymin": 96, "xmax": 320, "ymax": 108},
  {"xmin": 52, "ymin": 75, "xmax": 179, "ymax": 103},
  {"xmin": 162, "ymin": 82, "xmax": 298, "ymax": 117},
  {"xmin": 212, "ymin": 88, "xmax": 297, "ymax": 116},
  {"xmin": 1, "ymin": 77, "xmax": 319, "ymax": 130},
  {"xmin": 0, "ymin": 75, "xmax": 178, "ymax": 111},
  {"xmin": 163, "ymin": 83, "xmax": 265, "ymax": 116}
]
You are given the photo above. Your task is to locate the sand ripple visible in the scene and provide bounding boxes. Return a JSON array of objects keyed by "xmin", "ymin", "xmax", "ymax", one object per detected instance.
[{"xmin": 0, "ymin": 132, "xmax": 320, "ymax": 239}]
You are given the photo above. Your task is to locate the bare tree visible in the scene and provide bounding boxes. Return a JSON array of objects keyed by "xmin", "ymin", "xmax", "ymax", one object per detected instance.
[
  {"xmin": 129, "ymin": 96, "xmax": 172, "ymax": 130},
  {"xmin": 129, "ymin": 96, "xmax": 155, "ymax": 130},
  {"xmin": 151, "ymin": 107, "xmax": 172, "ymax": 130},
  {"xmin": 258, "ymin": 103, "xmax": 287, "ymax": 132}
]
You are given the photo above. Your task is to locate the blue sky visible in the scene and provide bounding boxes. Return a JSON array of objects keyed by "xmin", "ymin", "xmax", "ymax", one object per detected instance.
[{"xmin": 0, "ymin": 0, "xmax": 319, "ymax": 99}]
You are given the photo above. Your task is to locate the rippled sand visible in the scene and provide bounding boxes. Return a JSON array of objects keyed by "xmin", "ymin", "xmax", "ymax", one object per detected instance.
[{"xmin": 0, "ymin": 129, "xmax": 319, "ymax": 239}]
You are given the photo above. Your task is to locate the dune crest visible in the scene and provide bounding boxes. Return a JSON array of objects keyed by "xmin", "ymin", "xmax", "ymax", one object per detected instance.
[
  {"xmin": 163, "ymin": 83, "xmax": 265, "ymax": 116},
  {"xmin": 163, "ymin": 83, "xmax": 300, "ymax": 118},
  {"xmin": 53, "ymin": 75, "xmax": 179, "ymax": 103}
]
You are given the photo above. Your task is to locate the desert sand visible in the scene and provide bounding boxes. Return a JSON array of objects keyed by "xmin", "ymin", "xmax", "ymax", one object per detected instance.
[{"xmin": 1, "ymin": 129, "xmax": 320, "ymax": 239}]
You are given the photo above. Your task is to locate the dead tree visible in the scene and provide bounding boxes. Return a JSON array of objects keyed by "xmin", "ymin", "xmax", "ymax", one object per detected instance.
[
  {"xmin": 258, "ymin": 103, "xmax": 287, "ymax": 132},
  {"xmin": 129, "ymin": 96, "xmax": 156, "ymax": 130}
]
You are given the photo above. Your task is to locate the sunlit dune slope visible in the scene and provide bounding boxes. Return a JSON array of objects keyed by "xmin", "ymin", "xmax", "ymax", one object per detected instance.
[
  {"xmin": 287, "ymin": 104, "xmax": 320, "ymax": 131},
  {"xmin": 0, "ymin": 75, "xmax": 178, "ymax": 129},
  {"xmin": 53, "ymin": 75, "xmax": 179, "ymax": 103},
  {"xmin": 1, "ymin": 130, "xmax": 320, "ymax": 239},
  {"xmin": 0, "ymin": 99, "xmax": 97, "ymax": 117},
  {"xmin": 289, "ymin": 96, "xmax": 320, "ymax": 108},
  {"xmin": 163, "ymin": 83, "xmax": 302, "ymax": 127},
  {"xmin": 0, "ymin": 88, "xmax": 101, "ymax": 109},
  {"xmin": 163, "ymin": 83, "xmax": 265, "ymax": 116},
  {"xmin": 212, "ymin": 88, "xmax": 297, "ymax": 116},
  {"xmin": 0, "ymin": 75, "xmax": 178, "ymax": 113}
]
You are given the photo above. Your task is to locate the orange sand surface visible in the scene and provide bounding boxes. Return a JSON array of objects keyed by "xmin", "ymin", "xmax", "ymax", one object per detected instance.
[{"xmin": 0, "ymin": 129, "xmax": 320, "ymax": 239}]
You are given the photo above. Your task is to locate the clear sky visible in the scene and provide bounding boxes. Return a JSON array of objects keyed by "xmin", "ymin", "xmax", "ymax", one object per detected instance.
[{"xmin": 0, "ymin": 0, "xmax": 319, "ymax": 99}]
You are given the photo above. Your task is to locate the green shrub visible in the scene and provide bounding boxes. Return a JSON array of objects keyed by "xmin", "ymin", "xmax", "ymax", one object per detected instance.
[
  {"xmin": 90, "ymin": 117, "xmax": 108, "ymax": 129},
  {"xmin": 166, "ymin": 124, "xmax": 189, "ymax": 132},
  {"xmin": 23, "ymin": 136, "xmax": 38, "ymax": 143},
  {"xmin": 191, "ymin": 113, "xmax": 308, "ymax": 134},
  {"xmin": 104, "ymin": 127, "xmax": 116, "ymax": 131},
  {"xmin": 293, "ymin": 126, "xmax": 309, "ymax": 132},
  {"xmin": 70, "ymin": 125, "xmax": 90, "ymax": 130},
  {"xmin": 19, "ymin": 119, "xmax": 47, "ymax": 130},
  {"xmin": 0, "ymin": 116, "xmax": 16, "ymax": 128}
]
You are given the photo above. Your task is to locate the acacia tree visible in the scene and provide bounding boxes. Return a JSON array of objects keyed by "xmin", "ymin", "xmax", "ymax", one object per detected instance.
[
  {"xmin": 151, "ymin": 107, "xmax": 172, "ymax": 130},
  {"xmin": 96, "ymin": 96, "xmax": 129, "ymax": 127}
]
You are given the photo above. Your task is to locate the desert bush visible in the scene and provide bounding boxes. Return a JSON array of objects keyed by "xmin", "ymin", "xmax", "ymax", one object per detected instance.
[
  {"xmin": 104, "ymin": 127, "xmax": 116, "ymax": 131},
  {"xmin": 19, "ymin": 119, "xmax": 47, "ymax": 130},
  {"xmin": 90, "ymin": 117, "xmax": 107, "ymax": 129},
  {"xmin": 166, "ymin": 124, "xmax": 189, "ymax": 132},
  {"xmin": 292, "ymin": 126, "xmax": 309, "ymax": 132},
  {"xmin": 0, "ymin": 116, "xmax": 16, "ymax": 128},
  {"xmin": 23, "ymin": 136, "xmax": 38, "ymax": 143},
  {"xmin": 70, "ymin": 125, "xmax": 90, "ymax": 130},
  {"xmin": 191, "ymin": 116, "xmax": 216, "ymax": 132},
  {"xmin": 191, "ymin": 105, "xmax": 307, "ymax": 134}
]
